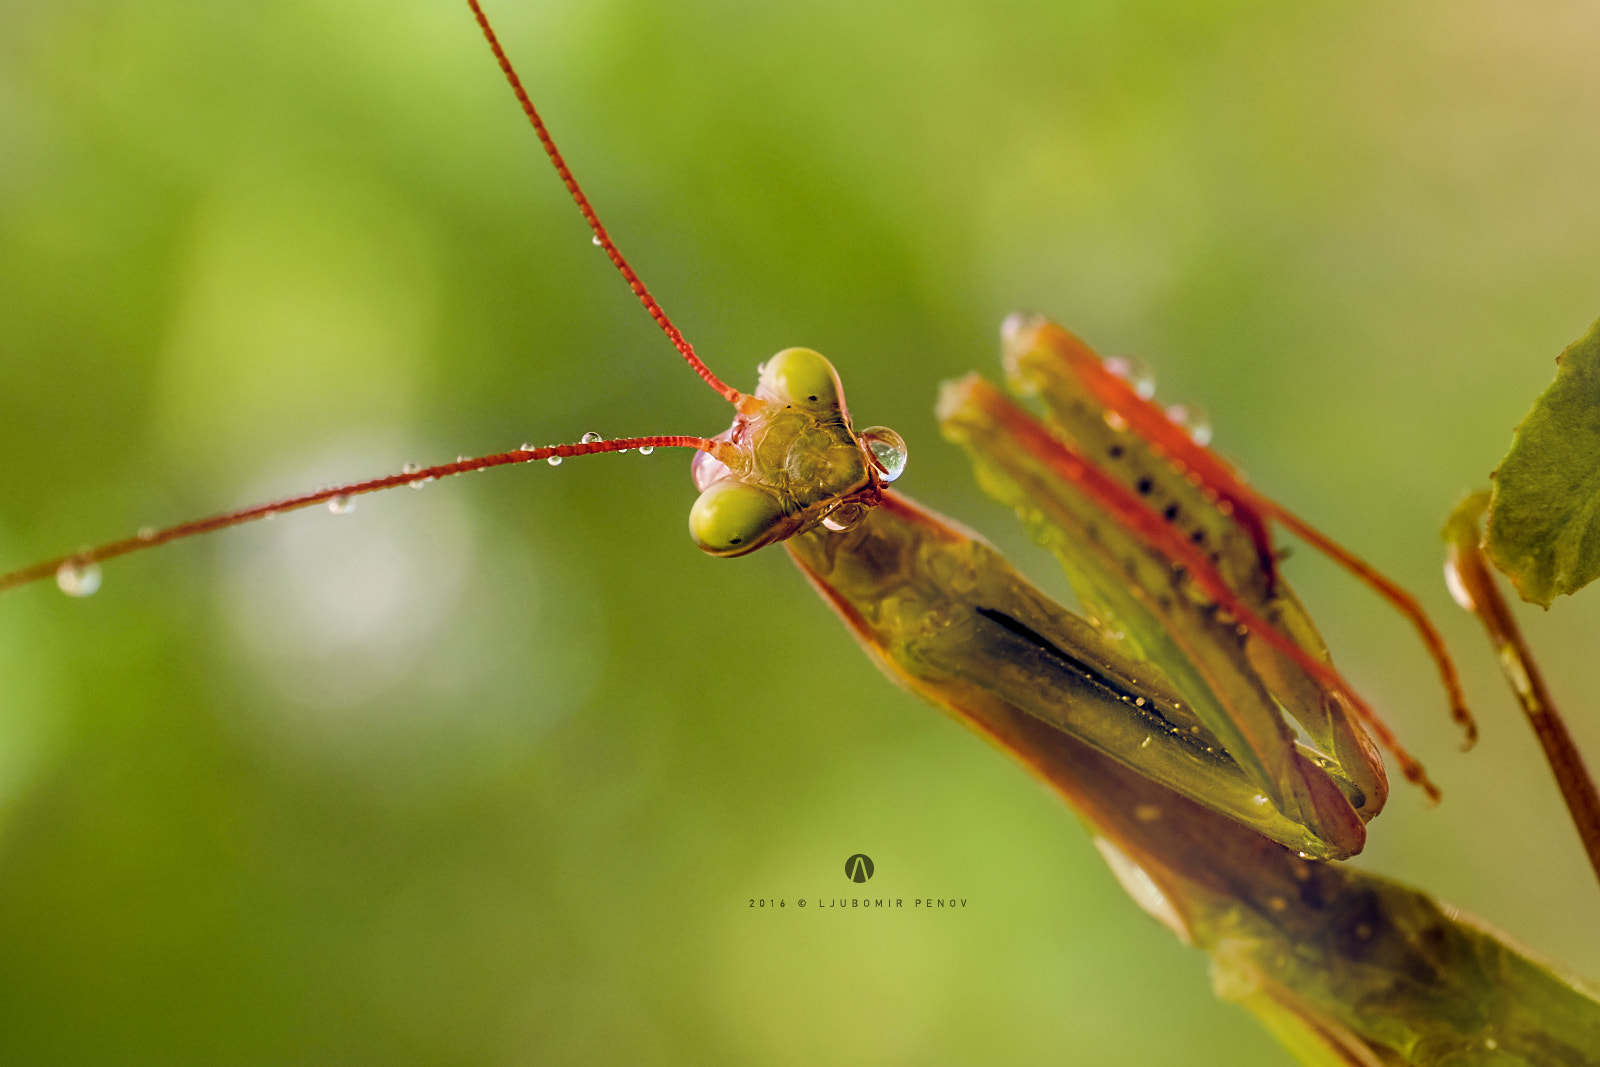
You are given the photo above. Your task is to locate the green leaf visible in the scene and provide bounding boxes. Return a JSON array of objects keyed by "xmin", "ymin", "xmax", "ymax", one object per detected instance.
[{"xmin": 1486, "ymin": 316, "xmax": 1600, "ymax": 607}]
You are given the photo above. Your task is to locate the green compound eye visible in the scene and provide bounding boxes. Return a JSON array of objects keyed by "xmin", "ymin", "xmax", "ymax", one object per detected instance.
[
  {"xmin": 689, "ymin": 480, "xmax": 788, "ymax": 557},
  {"xmin": 759, "ymin": 348, "xmax": 842, "ymax": 411}
]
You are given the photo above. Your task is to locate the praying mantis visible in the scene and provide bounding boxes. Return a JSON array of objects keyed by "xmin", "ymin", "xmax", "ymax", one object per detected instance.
[{"xmin": 4, "ymin": 1, "xmax": 1600, "ymax": 1063}]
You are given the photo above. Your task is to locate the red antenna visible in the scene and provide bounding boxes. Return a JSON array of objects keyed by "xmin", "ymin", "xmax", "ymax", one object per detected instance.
[
  {"xmin": 0, "ymin": 0, "xmax": 751, "ymax": 596},
  {"xmin": 466, "ymin": 0, "xmax": 752, "ymax": 412}
]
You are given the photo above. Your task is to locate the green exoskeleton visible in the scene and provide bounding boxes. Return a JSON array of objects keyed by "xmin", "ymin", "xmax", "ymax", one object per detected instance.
[{"xmin": 4, "ymin": 4, "xmax": 1597, "ymax": 1064}]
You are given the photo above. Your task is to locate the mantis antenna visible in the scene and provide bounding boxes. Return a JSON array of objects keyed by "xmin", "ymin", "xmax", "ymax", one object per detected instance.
[{"xmin": 1, "ymin": 0, "xmax": 764, "ymax": 597}]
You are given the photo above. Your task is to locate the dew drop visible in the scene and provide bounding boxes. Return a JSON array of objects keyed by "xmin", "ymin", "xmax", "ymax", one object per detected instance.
[
  {"xmin": 591, "ymin": 235, "xmax": 602, "ymax": 246},
  {"xmin": 520, "ymin": 443, "xmax": 536, "ymax": 453},
  {"xmin": 137, "ymin": 526, "xmax": 157, "ymax": 542},
  {"xmin": 859, "ymin": 426, "xmax": 908, "ymax": 483},
  {"xmin": 56, "ymin": 559, "xmax": 102, "ymax": 597},
  {"xmin": 637, "ymin": 445, "xmax": 655, "ymax": 456},
  {"xmin": 547, "ymin": 455, "xmax": 563, "ymax": 466},
  {"xmin": 1104, "ymin": 355, "xmax": 1156, "ymax": 400},
  {"xmin": 821, "ymin": 502, "xmax": 866, "ymax": 532},
  {"xmin": 329, "ymin": 494, "xmax": 355, "ymax": 515},
  {"xmin": 1164, "ymin": 402, "xmax": 1212, "ymax": 446},
  {"xmin": 402, "ymin": 463, "xmax": 418, "ymax": 475},
  {"xmin": 581, "ymin": 431, "xmax": 603, "ymax": 445}
]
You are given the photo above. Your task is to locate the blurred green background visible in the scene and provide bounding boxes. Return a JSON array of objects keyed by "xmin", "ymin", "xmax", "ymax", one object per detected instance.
[{"xmin": 2, "ymin": 1, "xmax": 1599, "ymax": 1063}]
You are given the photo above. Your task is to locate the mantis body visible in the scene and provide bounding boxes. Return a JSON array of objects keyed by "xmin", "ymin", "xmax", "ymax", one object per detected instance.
[{"xmin": 4, "ymin": 2, "xmax": 1600, "ymax": 1064}]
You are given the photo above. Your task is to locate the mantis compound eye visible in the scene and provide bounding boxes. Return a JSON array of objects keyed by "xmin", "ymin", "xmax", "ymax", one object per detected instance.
[
  {"xmin": 689, "ymin": 480, "xmax": 787, "ymax": 557},
  {"xmin": 757, "ymin": 348, "xmax": 845, "ymax": 413}
]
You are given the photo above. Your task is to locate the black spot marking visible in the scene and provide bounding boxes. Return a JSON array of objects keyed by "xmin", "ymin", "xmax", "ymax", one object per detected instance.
[
  {"xmin": 1190, "ymin": 529, "xmax": 1207, "ymax": 544},
  {"xmin": 1137, "ymin": 477, "xmax": 1154, "ymax": 495},
  {"xmin": 1163, "ymin": 504, "xmax": 1180, "ymax": 521},
  {"xmin": 1108, "ymin": 445, "xmax": 1124, "ymax": 459}
]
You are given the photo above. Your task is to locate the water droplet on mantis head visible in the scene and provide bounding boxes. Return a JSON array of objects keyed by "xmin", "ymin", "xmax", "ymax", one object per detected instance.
[
  {"xmin": 821, "ymin": 502, "xmax": 867, "ymax": 532},
  {"xmin": 1164, "ymin": 402, "xmax": 1212, "ymax": 446},
  {"xmin": 859, "ymin": 426, "xmax": 908, "ymax": 483},
  {"xmin": 1104, "ymin": 355, "xmax": 1156, "ymax": 400},
  {"xmin": 329, "ymin": 494, "xmax": 355, "ymax": 515},
  {"xmin": 56, "ymin": 559, "xmax": 102, "ymax": 597},
  {"xmin": 580, "ymin": 432, "xmax": 602, "ymax": 445}
]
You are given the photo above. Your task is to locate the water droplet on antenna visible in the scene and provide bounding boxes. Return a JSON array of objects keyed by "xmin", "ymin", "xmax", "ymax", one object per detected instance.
[
  {"xmin": 137, "ymin": 527, "xmax": 157, "ymax": 542},
  {"xmin": 56, "ymin": 560, "xmax": 102, "ymax": 597},
  {"xmin": 329, "ymin": 495, "xmax": 355, "ymax": 515},
  {"xmin": 581, "ymin": 432, "xmax": 602, "ymax": 445},
  {"xmin": 547, "ymin": 455, "xmax": 563, "ymax": 466},
  {"xmin": 591, "ymin": 235, "xmax": 602, "ymax": 246},
  {"xmin": 637, "ymin": 445, "xmax": 655, "ymax": 456}
]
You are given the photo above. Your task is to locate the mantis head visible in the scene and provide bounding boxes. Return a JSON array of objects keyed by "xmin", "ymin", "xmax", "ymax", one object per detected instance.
[{"xmin": 688, "ymin": 348, "xmax": 908, "ymax": 557}]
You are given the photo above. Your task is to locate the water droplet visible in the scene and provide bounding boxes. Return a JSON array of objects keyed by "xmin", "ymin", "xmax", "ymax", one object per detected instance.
[
  {"xmin": 1104, "ymin": 355, "xmax": 1156, "ymax": 400},
  {"xmin": 1164, "ymin": 402, "xmax": 1212, "ymax": 446},
  {"xmin": 547, "ymin": 455, "xmax": 563, "ymax": 466},
  {"xmin": 637, "ymin": 445, "xmax": 655, "ymax": 456},
  {"xmin": 329, "ymin": 495, "xmax": 355, "ymax": 515},
  {"xmin": 821, "ymin": 502, "xmax": 866, "ymax": 532},
  {"xmin": 591, "ymin": 235, "xmax": 602, "ymax": 246},
  {"xmin": 520, "ymin": 443, "xmax": 536, "ymax": 453},
  {"xmin": 137, "ymin": 527, "xmax": 157, "ymax": 542},
  {"xmin": 581, "ymin": 432, "xmax": 603, "ymax": 445},
  {"xmin": 56, "ymin": 559, "xmax": 102, "ymax": 597},
  {"xmin": 858, "ymin": 426, "xmax": 908, "ymax": 483}
]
